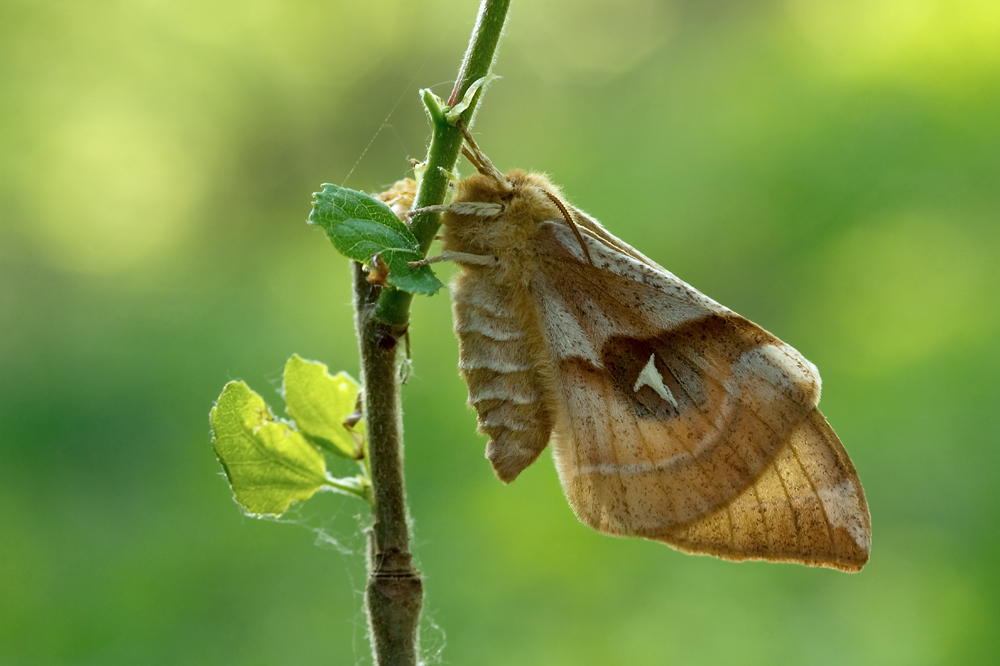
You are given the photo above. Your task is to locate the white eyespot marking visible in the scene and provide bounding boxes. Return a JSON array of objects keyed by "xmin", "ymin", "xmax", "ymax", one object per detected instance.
[
  {"xmin": 633, "ymin": 353, "xmax": 678, "ymax": 409},
  {"xmin": 817, "ymin": 479, "xmax": 871, "ymax": 553}
]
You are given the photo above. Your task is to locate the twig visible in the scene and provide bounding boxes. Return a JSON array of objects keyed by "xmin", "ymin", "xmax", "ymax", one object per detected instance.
[
  {"xmin": 374, "ymin": 0, "xmax": 511, "ymax": 326},
  {"xmin": 354, "ymin": 261, "xmax": 421, "ymax": 666}
]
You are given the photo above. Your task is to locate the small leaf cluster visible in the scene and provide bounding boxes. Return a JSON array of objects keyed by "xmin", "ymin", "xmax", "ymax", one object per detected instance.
[
  {"xmin": 309, "ymin": 184, "xmax": 443, "ymax": 295},
  {"xmin": 210, "ymin": 355, "xmax": 371, "ymax": 516}
]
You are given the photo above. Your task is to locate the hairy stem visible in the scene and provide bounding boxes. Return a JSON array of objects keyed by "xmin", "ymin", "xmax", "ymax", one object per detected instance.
[
  {"xmin": 355, "ymin": 4, "xmax": 511, "ymax": 663},
  {"xmin": 354, "ymin": 261, "xmax": 422, "ymax": 666}
]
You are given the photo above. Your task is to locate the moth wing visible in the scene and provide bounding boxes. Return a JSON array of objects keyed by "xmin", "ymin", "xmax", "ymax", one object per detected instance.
[{"xmin": 531, "ymin": 218, "xmax": 871, "ymax": 572}]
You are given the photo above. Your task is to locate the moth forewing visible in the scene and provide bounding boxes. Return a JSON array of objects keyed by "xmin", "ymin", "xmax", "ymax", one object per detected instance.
[{"xmin": 439, "ymin": 149, "xmax": 870, "ymax": 572}]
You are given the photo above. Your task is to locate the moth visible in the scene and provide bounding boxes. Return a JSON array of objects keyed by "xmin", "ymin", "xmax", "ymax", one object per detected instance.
[{"xmin": 411, "ymin": 126, "xmax": 871, "ymax": 572}]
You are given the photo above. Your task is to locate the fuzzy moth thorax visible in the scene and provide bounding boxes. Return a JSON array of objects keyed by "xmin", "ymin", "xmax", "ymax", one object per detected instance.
[{"xmin": 441, "ymin": 169, "xmax": 567, "ymax": 263}]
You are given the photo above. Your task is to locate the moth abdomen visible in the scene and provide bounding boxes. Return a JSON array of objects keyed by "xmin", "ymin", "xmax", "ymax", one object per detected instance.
[
  {"xmin": 454, "ymin": 306, "xmax": 525, "ymax": 342},
  {"xmin": 452, "ymin": 270, "xmax": 557, "ymax": 483},
  {"xmin": 464, "ymin": 368, "xmax": 541, "ymax": 406},
  {"xmin": 457, "ymin": 332, "xmax": 533, "ymax": 374},
  {"xmin": 461, "ymin": 365, "xmax": 553, "ymax": 483},
  {"xmin": 484, "ymin": 422, "xmax": 553, "ymax": 484}
]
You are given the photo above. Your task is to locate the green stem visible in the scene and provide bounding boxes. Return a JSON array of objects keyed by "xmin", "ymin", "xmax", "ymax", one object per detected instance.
[
  {"xmin": 355, "ymin": 3, "xmax": 511, "ymax": 664},
  {"xmin": 373, "ymin": 0, "xmax": 511, "ymax": 326}
]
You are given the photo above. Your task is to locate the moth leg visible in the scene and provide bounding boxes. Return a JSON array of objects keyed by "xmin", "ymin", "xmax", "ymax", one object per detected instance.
[
  {"xmin": 409, "ymin": 251, "xmax": 499, "ymax": 269},
  {"xmin": 408, "ymin": 202, "xmax": 504, "ymax": 218}
]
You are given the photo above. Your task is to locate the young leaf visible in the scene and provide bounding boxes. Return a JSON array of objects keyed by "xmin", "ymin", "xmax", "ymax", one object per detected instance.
[
  {"xmin": 311, "ymin": 182, "xmax": 409, "ymax": 234},
  {"xmin": 211, "ymin": 381, "xmax": 340, "ymax": 515},
  {"xmin": 309, "ymin": 184, "xmax": 443, "ymax": 295},
  {"xmin": 283, "ymin": 355, "xmax": 363, "ymax": 459}
]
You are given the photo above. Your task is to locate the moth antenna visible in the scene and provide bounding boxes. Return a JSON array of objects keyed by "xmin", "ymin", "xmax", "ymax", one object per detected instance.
[
  {"xmin": 457, "ymin": 121, "xmax": 510, "ymax": 189},
  {"xmin": 541, "ymin": 189, "xmax": 593, "ymax": 265}
]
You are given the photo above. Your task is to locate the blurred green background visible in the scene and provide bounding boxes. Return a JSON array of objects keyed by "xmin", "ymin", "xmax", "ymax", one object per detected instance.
[{"xmin": 2, "ymin": 0, "xmax": 998, "ymax": 664}]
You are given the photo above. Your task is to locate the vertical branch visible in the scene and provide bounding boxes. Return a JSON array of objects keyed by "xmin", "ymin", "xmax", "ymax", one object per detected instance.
[
  {"xmin": 354, "ymin": 261, "xmax": 422, "ymax": 666},
  {"xmin": 353, "ymin": 2, "xmax": 512, "ymax": 665}
]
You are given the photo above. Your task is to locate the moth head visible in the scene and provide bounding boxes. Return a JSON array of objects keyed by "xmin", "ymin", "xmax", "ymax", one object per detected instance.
[
  {"xmin": 451, "ymin": 170, "xmax": 565, "ymax": 219},
  {"xmin": 453, "ymin": 171, "xmax": 515, "ymax": 209},
  {"xmin": 455, "ymin": 122, "xmax": 566, "ymax": 222},
  {"xmin": 445, "ymin": 167, "xmax": 593, "ymax": 265},
  {"xmin": 447, "ymin": 123, "xmax": 593, "ymax": 262}
]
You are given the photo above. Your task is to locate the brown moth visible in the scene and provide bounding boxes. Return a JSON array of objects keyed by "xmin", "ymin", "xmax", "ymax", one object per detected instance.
[{"xmin": 414, "ymin": 127, "xmax": 871, "ymax": 572}]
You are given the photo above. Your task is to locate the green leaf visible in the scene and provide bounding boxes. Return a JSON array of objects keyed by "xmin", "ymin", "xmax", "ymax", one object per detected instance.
[
  {"xmin": 309, "ymin": 183, "xmax": 444, "ymax": 295},
  {"xmin": 283, "ymin": 355, "xmax": 363, "ymax": 460},
  {"xmin": 311, "ymin": 182, "xmax": 409, "ymax": 235},
  {"xmin": 210, "ymin": 381, "xmax": 332, "ymax": 516}
]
